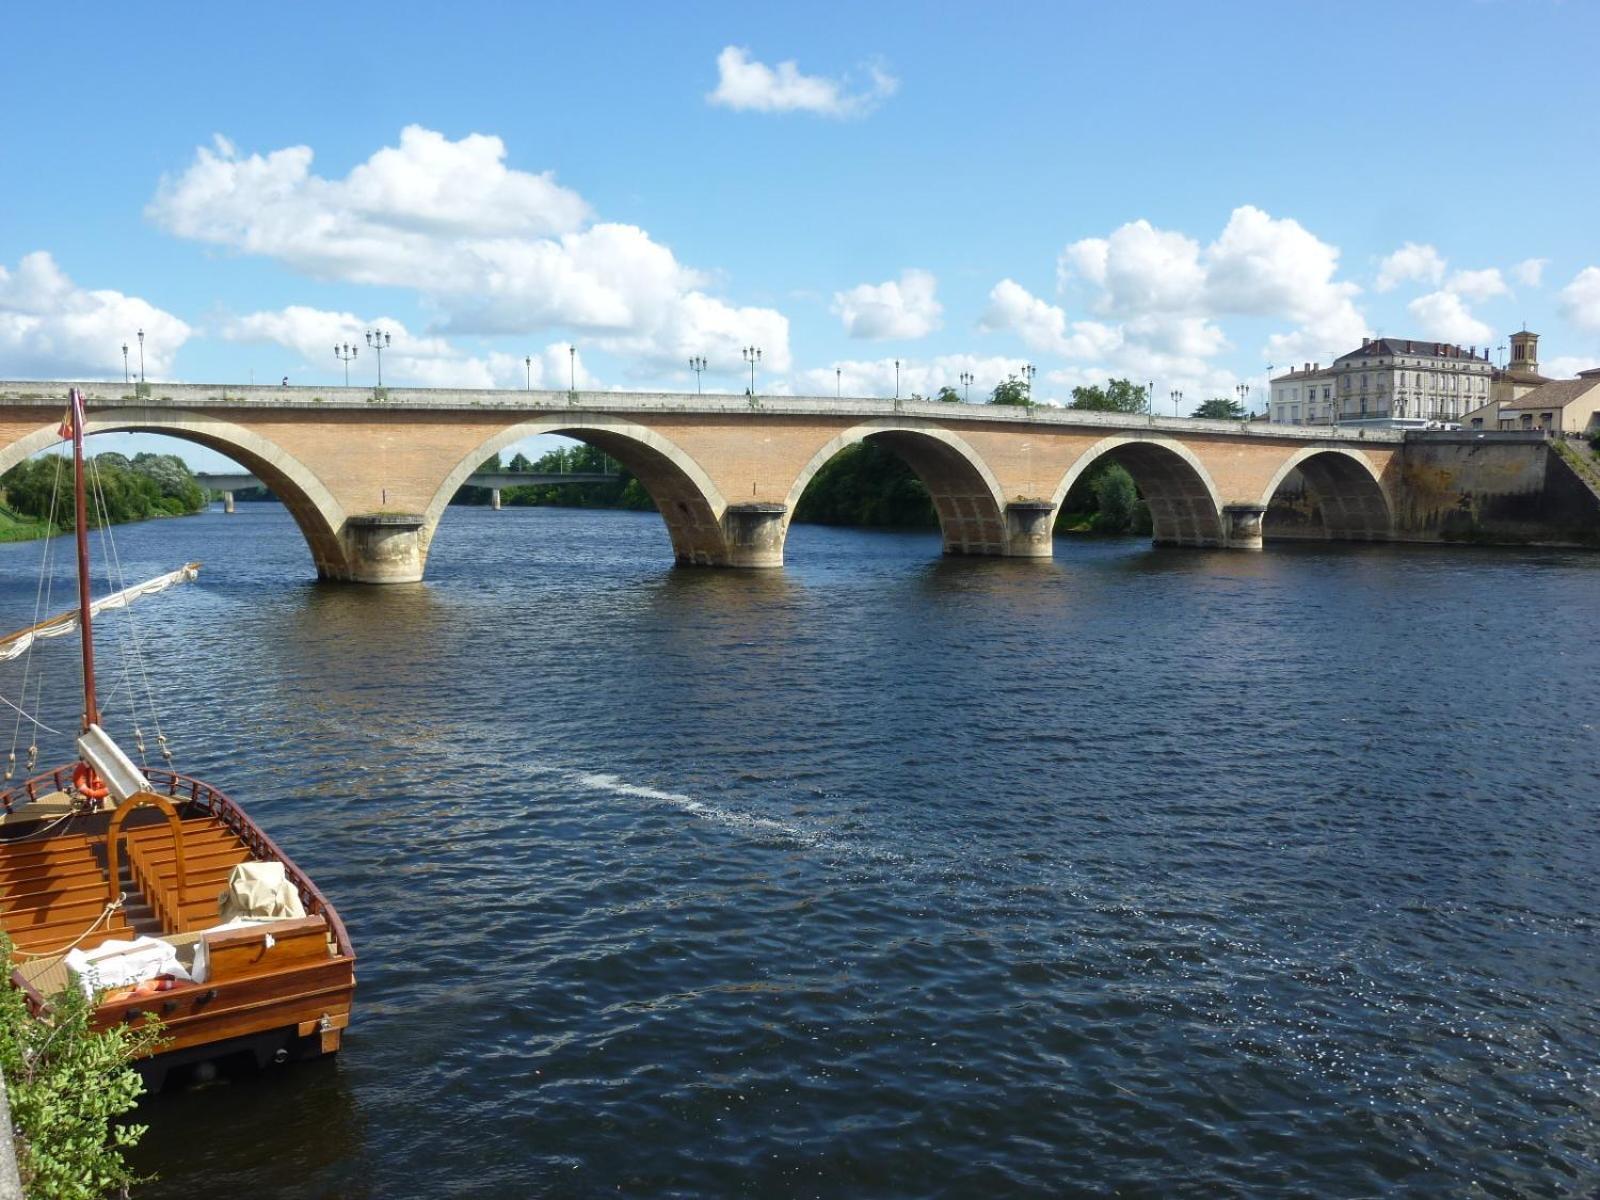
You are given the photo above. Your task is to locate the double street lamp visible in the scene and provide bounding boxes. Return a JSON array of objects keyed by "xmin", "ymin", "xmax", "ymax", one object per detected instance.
[
  {"xmin": 743, "ymin": 345, "xmax": 762, "ymax": 395},
  {"xmin": 689, "ymin": 355, "xmax": 707, "ymax": 394},
  {"xmin": 959, "ymin": 371, "xmax": 974, "ymax": 403},
  {"xmin": 365, "ymin": 329, "xmax": 391, "ymax": 386},
  {"xmin": 1170, "ymin": 389, "xmax": 1184, "ymax": 418},
  {"xmin": 1235, "ymin": 382, "xmax": 1251, "ymax": 419},
  {"xmin": 1020, "ymin": 363, "xmax": 1036, "ymax": 403},
  {"xmin": 335, "ymin": 342, "xmax": 359, "ymax": 386}
]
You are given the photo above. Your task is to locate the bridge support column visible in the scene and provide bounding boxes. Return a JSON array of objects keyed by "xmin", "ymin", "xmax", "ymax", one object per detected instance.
[
  {"xmin": 1222, "ymin": 504, "xmax": 1267, "ymax": 550},
  {"xmin": 222, "ymin": 491, "xmax": 234, "ymax": 515},
  {"xmin": 722, "ymin": 503, "xmax": 787, "ymax": 568},
  {"xmin": 490, "ymin": 488, "xmax": 501, "ymax": 511},
  {"xmin": 1005, "ymin": 501, "xmax": 1056, "ymax": 558},
  {"xmin": 340, "ymin": 514, "xmax": 426, "ymax": 583}
]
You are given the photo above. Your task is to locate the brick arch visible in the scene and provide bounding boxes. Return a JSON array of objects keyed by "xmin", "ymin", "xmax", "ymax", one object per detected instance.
[
  {"xmin": 1259, "ymin": 446, "xmax": 1393, "ymax": 541},
  {"xmin": 0, "ymin": 408, "xmax": 351, "ymax": 579},
  {"xmin": 1051, "ymin": 436, "xmax": 1226, "ymax": 547},
  {"xmin": 782, "ymin": 422, "xmax": 1010, "ymax": 555},
  {"xmin": 423, "ymin": 417, "xmax": 732, "ymax": 565}
]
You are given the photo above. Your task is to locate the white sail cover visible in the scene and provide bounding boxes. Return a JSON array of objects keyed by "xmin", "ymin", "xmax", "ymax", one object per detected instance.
[{"xmin": 0, "ymin": 563, "xmax": 200, "ymax": 662}]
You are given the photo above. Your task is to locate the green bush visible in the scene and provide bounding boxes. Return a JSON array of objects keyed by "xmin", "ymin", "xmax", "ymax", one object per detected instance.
[{"xmin": 0, "ymin": 938, "xmax": 163, "ymax": 1199}]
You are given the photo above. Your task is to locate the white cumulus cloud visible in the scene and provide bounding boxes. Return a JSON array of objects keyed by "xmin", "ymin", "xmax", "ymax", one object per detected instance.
[
  {"xmin": 147, "ymin": 127, "xmax": 791, "ymax": 371},
  {"xmin": 1407, "ymin": 291, "xmax": 1493, "ymax": 346},
  {"xmin": 706, "ymin": 47, "xmax": 897, "ymax": 118},
  {"xmin": 1375, "ymin": 242, "xmax": 1447, "ymax": 292},
  {"xmin": 0, "ymin": 251, "xmax": 191, "ymax": 379},
  {"xmin": 979, "ymin": 280, "xmax": 1123, "ymax": 359},
  {"xmin": 221, "ymin": 304, "xmax": 596, "ymax": 390},
  {"xmin": 1445, "ymin": 268, "xmax": 1507, "ymax": 302},
  {"xmin": 1511, "ymin": 258, "xmax": 1549, "ymax": 288},
  {"xmin": 1559, "ymin": 266, "xmax": 1600, "ymax": 335},
  {"xmin": 833, "ymin": 269, "xmax": 942, "ymax": 339}
]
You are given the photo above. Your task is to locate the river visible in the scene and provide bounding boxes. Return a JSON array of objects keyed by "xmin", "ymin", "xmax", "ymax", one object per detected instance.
[{"xmin": 2, "ymin": 503, "xmax": 1597, "ymax": 1197}]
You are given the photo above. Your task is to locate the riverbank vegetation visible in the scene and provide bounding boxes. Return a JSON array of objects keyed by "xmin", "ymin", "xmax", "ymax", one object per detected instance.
[
  {"xmin": 0, "ymin": 936, "xmax": 162, "ymax": 1199},
  {"xmin": 0, "ymin": 453, "xmax": 206, "ymax": 539}
]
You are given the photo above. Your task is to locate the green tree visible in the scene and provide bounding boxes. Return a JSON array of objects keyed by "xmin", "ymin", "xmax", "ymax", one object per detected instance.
[
  {"xmin": 1192, "ymin": 397, "xmax": 1245, "ymax": 420},
  {"xmin": 989, "ymin": 376, "xmax": 1031, "ymax": 406},
  {"xmin": 0, "ymin": 934, "xmax": 164, "ymax": 1198},
  {"xmin": 1069, "ymin": 378, "xmax": 1148, "ymax": 414},
  {"xmin": 793, "ymin": 441, "xmax": 937, "ymax": 528},
  {"xmin": 507, "ymin": 452, "xmax": 533, "ymax": 472},
  {"xmin": 935, "ymin": 386, "xmax": 962, "ymax": 404}
]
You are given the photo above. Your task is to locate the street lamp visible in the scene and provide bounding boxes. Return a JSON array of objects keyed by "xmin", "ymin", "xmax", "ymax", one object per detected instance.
[
  {"xmin": 1147, "ymin": 379, "xmax": 1155, "ymax": 416},
  {"xmin": 1021, "ymin": 363, "xmax": 1036, "ymax": 403},
  {"xmin": 334, "ymin": 342, "xmax": 359, "ymax": 386},
  {"xmin": 524, "ymin": 355, "xmax": 533, "ymax": 390},
  {"xmin": 1170, "ymin": 389, "xmax": 1183, "ymax": 417},
  {"xmin": 689, "ymin": 355, "xmax": 706, "ymax": 394},
  {"xmin": 894, "ymin": 358, "xmax": 901, "ymax": 400},
  {"xmin": 121, "ymin": 342, "xmax": 129, "ymax": 385},
  {"xmin": 959, "ymin": 370, "xmax": 974, "ymax": 403},
  {"xmin": 1235, "ymin": 382, "xmax": 1251, "ymax": 419},
  {"xmin": 136, "ymin": 329, "xmax": 145, "ymax": 384},
  {"xmin": 365, "ymin": 329, "xmax": 391, "ymax": 386},
  {"xmin": 743, "ymin": 345, "xmax": 762, "ymax": 395},
  {"xmin": 836, "ymin": 366, "xmax": 842, "ymax": 398},
  {"xmin": 569, "ymin": 345, "xmax": 577, "ymax": 392}
]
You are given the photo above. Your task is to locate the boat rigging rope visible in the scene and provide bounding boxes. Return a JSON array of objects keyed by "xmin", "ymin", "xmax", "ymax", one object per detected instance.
[
  {"xmin": 7, "ymin": 453, "xmax": 65, "ymax": 780},
  {"xmin": 86, "ymin": 456, "xmax": 173, "ymax": 767},
  {"xmin": 8, "ymin": 894, "xmax": 125, "ymax": 959}
]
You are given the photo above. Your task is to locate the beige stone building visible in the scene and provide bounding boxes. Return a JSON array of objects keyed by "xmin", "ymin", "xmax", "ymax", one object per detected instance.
[
  {"xmin": 1270, "ymin": 337, "xmax": 1494, "ymax": 426},
  {"xmin": 1469, "ymin": 369, "xmax": 1600, "ymax": 433}
]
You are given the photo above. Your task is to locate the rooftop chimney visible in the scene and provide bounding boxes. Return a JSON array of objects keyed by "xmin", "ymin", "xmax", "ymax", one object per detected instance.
[
  {"xmin": 1303, "ymin": 362, "xmax": 1311, "ymax": 373},
  {"xmin": 1362, "ymin": 337, "xmax": 1371, "ymax": 349}
]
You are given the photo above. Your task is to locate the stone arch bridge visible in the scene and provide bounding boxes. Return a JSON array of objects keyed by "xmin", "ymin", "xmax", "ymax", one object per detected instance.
[{"xmin": 0, "ymin": 382, "xmax": 1403, "ymax": 583}]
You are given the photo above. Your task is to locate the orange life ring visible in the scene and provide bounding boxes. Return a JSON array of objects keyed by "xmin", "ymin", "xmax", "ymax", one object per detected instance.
[{"xmin": 72, "ymin": 762, "xmax": 108, "ymax": 800}]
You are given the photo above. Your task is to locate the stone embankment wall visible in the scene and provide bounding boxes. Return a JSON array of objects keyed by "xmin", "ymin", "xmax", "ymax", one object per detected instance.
[{"xmin": 1268, "ymin": 434, "xmax": 1600, "ymax": 548}]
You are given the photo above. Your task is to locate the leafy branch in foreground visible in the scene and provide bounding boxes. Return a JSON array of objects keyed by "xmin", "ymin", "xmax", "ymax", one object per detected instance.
[{"xmin": 0, "ymin": 937, "xmax": 164, "ymax": 1199}]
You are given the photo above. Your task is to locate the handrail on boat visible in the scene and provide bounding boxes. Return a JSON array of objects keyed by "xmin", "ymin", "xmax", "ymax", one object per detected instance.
[
  {"xmin": 0, "ymin": 764, "xmax": 355, "ymax": 964},
  {"xmin": 104, "ymin": 791, "xmax": 187, "ymax": 918}
]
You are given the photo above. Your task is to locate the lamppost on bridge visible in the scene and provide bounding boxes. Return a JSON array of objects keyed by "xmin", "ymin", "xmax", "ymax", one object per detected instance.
[
  {"xmin": 743, "ymin": 346, "xmax": 761, "ymax": 396},
  {"xmin": 524, "ymin": 355, "xmax": 533, "ymax": 390},
  {"xmin": 365, "ymin": 329, "xmax": 391, "ymax": 386},
  {"xmin": 1171, "ymin": 389, "xmax": 1183, "ymax": 418},
  {"xmin": 959, "ymin": 371, "xmax": 974, "ymax": 403},
  {"xmin": 1020, "ymin": 363, "xmax": 1036, "ymax": 404},
  {"xmin": 689, "ymin": 355, "xmax": 706, "ymax": 394},
  {"xmin": 836, "ymin": 367, "xmax": 842, "ymax": 398},
  {"xmin": 1235, "ymin": 382, "xmax": 1251, "ymax": 420},
  {"xmin": 335, "ymin": 342, "xmax": 358, "ymax": 386},
  {"xmin": 894, "ymin": 358, "xmax": 901, "ymax": 400},
  {"xmin": 121, "ymin": 342, "xmax": 129, "ymax": 385},
  {"xmin": 136, "ymin": 329, "xmax": 145, "ymax": 384},
  {"xmin": 569, "ymin": 345, "xmax": 577, "ymax": 392},
  {"xmin": 1147, "ymin": 380, "xmax": 1155, "ymax": 416}
]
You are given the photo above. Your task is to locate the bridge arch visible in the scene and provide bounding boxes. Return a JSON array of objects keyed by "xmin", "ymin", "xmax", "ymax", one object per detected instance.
[
  {"xmin": 0, "ymin": 408, "xmax": 351, "ymax": 578},
  {"xmin": 1051, "ymin": 436, "xmax": 1226, "ymax": 547},
  {"xmin": 782, "ymin": 422, "xmax": 1010, "ymax": 556},
  {"xmin": 423, "ymin": 418, "xmax": 731, "ymax": 565},
  {"xmin": 1258, "ymin": 447, "xmax": 1393, "ymax": 541}
]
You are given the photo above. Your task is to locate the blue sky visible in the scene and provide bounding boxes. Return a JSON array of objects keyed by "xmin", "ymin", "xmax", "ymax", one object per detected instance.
[{"xmin": 3, "ymin": 0, "xmax": 1599, "ymax": 468}]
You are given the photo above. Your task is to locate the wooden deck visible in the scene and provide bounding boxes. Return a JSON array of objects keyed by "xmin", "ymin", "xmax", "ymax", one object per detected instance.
[{"xmin": 0, "ymin": 781, "xmax": 355, "ymax": 1063}]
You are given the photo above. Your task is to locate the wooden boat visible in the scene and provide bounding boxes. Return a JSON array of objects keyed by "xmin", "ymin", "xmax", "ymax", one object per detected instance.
[{"xmin": 0, "ymin": 389, "xmax": 354, "ymax": 1085}]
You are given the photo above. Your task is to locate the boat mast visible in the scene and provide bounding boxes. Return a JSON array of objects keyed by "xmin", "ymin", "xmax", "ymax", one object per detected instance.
[{"xmin": 69, "ymin": 388, "xmax": 98, "ymax": 731}]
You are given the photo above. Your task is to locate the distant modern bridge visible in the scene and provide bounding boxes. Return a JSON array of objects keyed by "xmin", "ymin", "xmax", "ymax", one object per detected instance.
[
  {"xmin": 196, "ymin": 469, "xmax": 621, "ymax": 511},
  {"xmin": 0, "ymin": 381, "xmax": 1407, "ymax": 583}
]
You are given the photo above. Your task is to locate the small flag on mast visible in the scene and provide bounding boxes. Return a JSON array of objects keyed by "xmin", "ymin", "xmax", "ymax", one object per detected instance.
[{"xmin": 57, "ymin": 389, "xmax": 82, "ymax": 441}]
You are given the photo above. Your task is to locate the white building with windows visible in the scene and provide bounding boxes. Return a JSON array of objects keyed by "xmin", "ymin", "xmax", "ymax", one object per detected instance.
[{"xmin": 1270, "ymin": 337, "xmax": 1495, "ymax": 426}]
